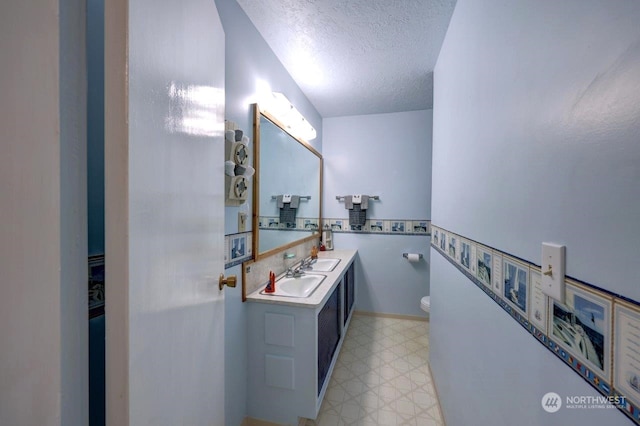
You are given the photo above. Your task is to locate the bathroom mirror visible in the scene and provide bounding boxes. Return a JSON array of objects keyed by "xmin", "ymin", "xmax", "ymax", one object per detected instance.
[{"xmin": 252, "ymin": 104, "xmax": 322, "ymax": 260}]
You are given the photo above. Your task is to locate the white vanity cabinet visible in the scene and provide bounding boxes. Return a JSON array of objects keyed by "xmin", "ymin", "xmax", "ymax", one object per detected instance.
[{"xmin": 246, "ymin": 250, "xmax": 357, "ymax": 425}]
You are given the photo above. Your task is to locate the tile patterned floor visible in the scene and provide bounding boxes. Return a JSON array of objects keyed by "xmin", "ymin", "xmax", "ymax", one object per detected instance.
[{"xmin": 304, "ymin": 314, "xmax": 444, "ymax": 426}]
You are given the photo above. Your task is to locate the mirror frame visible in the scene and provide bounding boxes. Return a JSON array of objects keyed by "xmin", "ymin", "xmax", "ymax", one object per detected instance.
[{"xmin": 251, "ymin": 103, "xmax": 323, "ymax": 261}]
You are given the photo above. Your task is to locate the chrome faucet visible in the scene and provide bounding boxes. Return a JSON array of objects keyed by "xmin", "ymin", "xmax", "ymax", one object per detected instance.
[
  {"xmin": 286, "ymin": 265, "xmax": 305, "ymax": 278},
  {"xmin": 286, "ymin": 257, "xmax": 317, "ymax": 277},
  {"xmin": 299, "ymin": 257, "xmax": 317, "ymax": 270}
]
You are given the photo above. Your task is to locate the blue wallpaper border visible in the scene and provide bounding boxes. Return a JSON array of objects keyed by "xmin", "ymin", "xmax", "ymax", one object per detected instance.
[
  {"xmin": 430, "ymin": 225, "xmax": 640, "ymax": 424},
  {"xmin": 224, "ymin": 231, "xmax": 253, "ymax": 269}
]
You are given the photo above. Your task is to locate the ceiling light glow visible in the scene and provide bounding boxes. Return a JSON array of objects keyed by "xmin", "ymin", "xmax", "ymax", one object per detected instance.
[{"xmin": 262, "ymin": 92, "xmax": 317, "ymax": 141}]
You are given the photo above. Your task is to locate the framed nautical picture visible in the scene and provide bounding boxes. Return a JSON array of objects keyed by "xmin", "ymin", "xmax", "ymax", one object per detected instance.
[
  {"xmin": 503, "ymin": 256, "xmax": 529, "ymax": 317},
  {"xmin": 476, "ymin": 245, "xmax": 493, "ymax": 289},
  {"xmin": 369, "ymin": 220, "xmax": 384, "ymax": 233},
  {"xmin": 614, "ymin": 301, "xmax": 640, "ymax": 407},
  {"xmin": 448, "ymin": 234, "xmax": 458, "ymax": 262},
  {"xmin": 303, "ymin": 218, "xmax": 319, "ymax": 230},
  {"xmin": 411, "ymin": 221, "xmax": 429, "ymax": 233},
  {"xmin": 349, "ymin": 223, "xmax": 363, "ymax": 232},
  {"xmin": 231, "ymin": 235, "xmax": 246, "ymax": 260},
  {"xmin": 330, "ymin": 219, "xmax": 344, "ymax": 231},
  {"xmin": 432, "ymin": 227, "xmax": 440, "ymax": 246},
  {"xmin": 550, "ymin": 280, "xmax": 612, "ymax": 381},
  {"xmin": 460, "ymin": 239, "xmax": 471, "ymax": 270},
  {"xmin": 391, "ymin": 220, "xmax": 406, "ymax": 233}
]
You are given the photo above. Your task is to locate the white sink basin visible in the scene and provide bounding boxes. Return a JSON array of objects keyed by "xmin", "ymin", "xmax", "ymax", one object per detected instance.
[
  {"xmin": 261, "ymin": 274, "xmax": 326, "ymax": 298},
  {"xmin": 307, "ymin": 258, "xmax": 341, "ymax": 272}
]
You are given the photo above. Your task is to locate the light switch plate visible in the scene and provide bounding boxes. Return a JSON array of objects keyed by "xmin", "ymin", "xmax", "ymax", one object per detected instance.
[
  {"xmin": 541, "ymin": 242, "xmax": 565, "ymax": 303},
  {"xmin": 238, "ymin": 212, "xmax": 247, "ymax": 232}
]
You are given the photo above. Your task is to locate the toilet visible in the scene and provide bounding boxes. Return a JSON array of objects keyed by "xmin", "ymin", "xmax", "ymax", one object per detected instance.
[{"xmin": 420, "ymin": 296, "xmax": 431, "ymax": 313}]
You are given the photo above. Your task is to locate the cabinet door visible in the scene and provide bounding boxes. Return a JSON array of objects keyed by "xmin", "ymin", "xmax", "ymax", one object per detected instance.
[
  {"xmin": 317, "ymin": 283, "xmax": 341, "ymax": 395},
  {"xmin": 344, "ymin": 263, "xmax": 355, "ymax": 325}
]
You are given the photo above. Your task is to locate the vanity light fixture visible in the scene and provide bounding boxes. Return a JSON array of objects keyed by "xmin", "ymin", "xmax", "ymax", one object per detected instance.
[{"xmin": 262, "ymin": 92, "xmax": 317, "ymax": 141}]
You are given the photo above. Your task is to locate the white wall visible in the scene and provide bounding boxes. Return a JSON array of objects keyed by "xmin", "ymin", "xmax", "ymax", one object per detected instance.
[
  {"xmin": 431, "ymin": 0, "xmax": 640, "ymax": 424},
  {"xmin": 0, "ymin": 1, "xmax": 88, "ymax": 425},
  {"xmin": 215, "ymin": 1, "xmax": 324, "ymax": 424},
  {"xmin": 323, "ymin": 110, "xmax": 432, "ymax": 317}
]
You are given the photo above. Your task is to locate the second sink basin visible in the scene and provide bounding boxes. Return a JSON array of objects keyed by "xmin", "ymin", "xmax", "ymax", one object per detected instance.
[
  {"xmin": 307, "ymin": 258, "xmax": 340, "ymax": 272},
  {"xmin": 261, "ymin": 274, "xmax": 326, "ymax": 298}
]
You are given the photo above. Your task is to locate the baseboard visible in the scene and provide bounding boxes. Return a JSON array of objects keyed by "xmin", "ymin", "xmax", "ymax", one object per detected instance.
[
  {"xmin": 353, "ymin": 310, "xmax": 429, "ymax": 322},
  {"xmin": 243, "ymin": 417, "xmax": 286, "ymax": 426},
  {"xmin": 428, "ymin": 363, "xmax": 447, "ymax": 426},
  {"xmin": 243, "ymin": 416, "xmax": 306, "ymax": 426}
]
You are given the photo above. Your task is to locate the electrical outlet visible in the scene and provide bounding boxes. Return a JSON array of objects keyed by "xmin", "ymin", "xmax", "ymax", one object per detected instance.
[{"xmin": 238, "ymin": 212, "xmax": 247, "ymax": 232}]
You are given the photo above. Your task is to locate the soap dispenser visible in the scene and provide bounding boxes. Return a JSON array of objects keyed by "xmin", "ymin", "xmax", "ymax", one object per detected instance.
[{"xmin": 264, "ymin": 271, "xmax": 276, "ymax": 293}]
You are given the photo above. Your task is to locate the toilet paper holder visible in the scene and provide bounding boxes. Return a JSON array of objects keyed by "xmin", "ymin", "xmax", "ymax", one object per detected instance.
[{"xmin": 403, "ymin": 253, "xmax": 423, "ymax": 260}]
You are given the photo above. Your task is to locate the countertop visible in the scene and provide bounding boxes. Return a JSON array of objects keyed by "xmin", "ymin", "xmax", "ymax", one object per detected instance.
[{"xmin": 245, "ymin": 249, "xmax": 357, "ymax": 308}]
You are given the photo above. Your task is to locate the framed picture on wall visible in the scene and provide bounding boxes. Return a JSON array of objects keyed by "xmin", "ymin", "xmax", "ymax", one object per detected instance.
[
  {"xmin": 303, "ymin": 219, "xmax": 318, "ymax": 230},
  {"xmin": 440, "ymin": 230, "xmax": 447, "ymax": 251},
  {"xmin": 432, "ymin": 228, "xmax": 439, "ymax": 246},
  {"xmin": 350, "ymin": 223, "xmax": 363, "ymax": 232},
  {"xmin": 549, "ymin": 280, "xmax": 612, "ymax": 382},
  {"xmin": 502, "ymin": 256, "xmax": 529, "ymax": 317},
  {"xmin": 411, "ymin": 221, "xmax": 429, "ymax": 233},
  {"xmin": 476, "ymin": 245, "xmax": 493, "ymax": 289},
  {"xmin": 614, "ymin": 301, "xmax": 640, "ymax": 408},
  {"xmin": 448, "ymin": 234, "xmax": 458, "ymax": 261},
  {"xmin": 330, "ymin": 219, "xmax": 343, "ymax": 231},
  {"xmin": 391, "ymin": 221, "xmax": 406, "ymax": 233},
  {"xmin": 231, "ymin": 235, "xmax": 246, "ymax": 260},
  {"xmin": 460, "ymin": 239, "xmax": 471, "ymax": 270},
  {"xmin": 370, "ymin": 220, "xmax": 384, "ymax": 232}
]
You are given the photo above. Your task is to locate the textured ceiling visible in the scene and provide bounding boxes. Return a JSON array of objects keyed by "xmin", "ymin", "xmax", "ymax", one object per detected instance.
[{"xmin": 236, "ymin": 0, "xmax": 457, "ymax": 117}]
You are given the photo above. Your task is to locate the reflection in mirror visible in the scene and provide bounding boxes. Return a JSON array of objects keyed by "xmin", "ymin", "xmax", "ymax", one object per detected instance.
[{"xmin": 253, "ymin": 104, "xmax": 322, "ymax": 259}]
